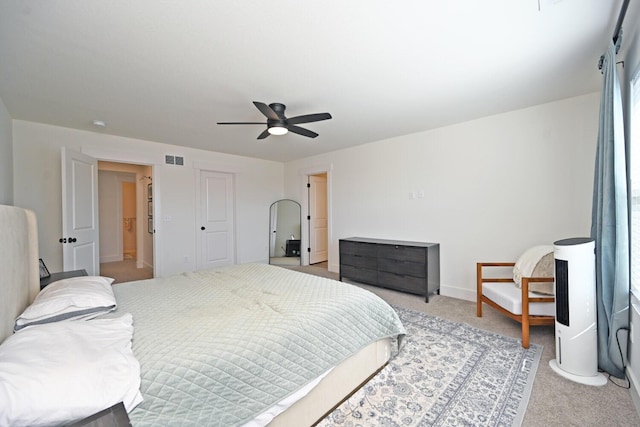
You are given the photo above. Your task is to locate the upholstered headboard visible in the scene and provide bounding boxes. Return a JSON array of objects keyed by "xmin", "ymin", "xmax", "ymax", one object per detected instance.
[{"xmin": 0, "ymin": 205, "xmax": 40, "ymax": 343}]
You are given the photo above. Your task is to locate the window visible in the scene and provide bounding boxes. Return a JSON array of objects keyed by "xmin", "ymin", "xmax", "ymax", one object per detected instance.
[{"xmin": 631, "ymin": 68, "xmax": 640, "ymax": 294}]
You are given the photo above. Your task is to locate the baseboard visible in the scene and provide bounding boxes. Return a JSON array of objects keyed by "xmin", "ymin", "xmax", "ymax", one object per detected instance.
[
  {"xmin": 326, "ymin": 270, "xmax": 476, "ymax": 303},
  {"xmin": 630, "ymin": 293, "xmax": 640, "ymax": 418},
  {"xmin": 629, "ymin": 366, "xmax": 640, "ymax": 418},
  {"xmin": 440, "ymin": 284, "xmax": 476, "ymax": 302},
  {"xmin": 101, "ymin": 255, "xmax": 122, "ymax": 263},
  {"xmin": 312, "ymin": 262, "xmax": 477, "ymax": 303}
]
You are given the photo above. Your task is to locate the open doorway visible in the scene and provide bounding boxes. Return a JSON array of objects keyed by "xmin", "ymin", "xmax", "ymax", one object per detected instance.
[
  {"xmin": 97, "ymin": 161, "xmax": 154, "ymax": 283},
  {"xmin": 308, "ymin": 173, "xmax": 328, "ymax": 268}
]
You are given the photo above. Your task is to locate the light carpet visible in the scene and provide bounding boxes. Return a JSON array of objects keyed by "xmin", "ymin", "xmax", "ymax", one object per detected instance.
[{"xmin": 318, "ymin": 305, "xmax": 542, "ymax": 427}]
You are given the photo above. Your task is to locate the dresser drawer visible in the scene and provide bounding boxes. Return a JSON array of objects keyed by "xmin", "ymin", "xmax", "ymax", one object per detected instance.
[
  {"xmin": 341, "ymin": 253, "xmax": 377, "ymax": 270},
  {"xmin": 377, "ymin": 244, "xmax": 425, "ymax": 262},
  {"xmin": 378, "ymin": 258, "xmax": 426, "ymax": 278},
  {"xmin": 341, "ymin": 264, "xmax": 377, "ymax": 284},
  {"xmin": 378, "ymin": 271, "xmax": 426, "ymax": 294},
  {"xmin": 341, "ymin": 240, "xmax": 377, "ymax": 257}
]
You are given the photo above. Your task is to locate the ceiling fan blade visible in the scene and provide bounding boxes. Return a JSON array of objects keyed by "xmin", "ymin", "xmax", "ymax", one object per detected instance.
[
  {"xmin": 287, "ymin": 112, "xmax": 332, "ymax": 125},
  {"xmin": 217, "ymin": 122, "xmax": 265, "ymax": 125},
  {"xmin": 257, "ymin": 129, "xmax": 271, "ymax": 140},
  {"xmin": 287, "ymin": 125, "xmax": 318, "ymax": 138},
  {"xmin": 253, "ymin": 102, "xmax": 279, "ymax": 120}
]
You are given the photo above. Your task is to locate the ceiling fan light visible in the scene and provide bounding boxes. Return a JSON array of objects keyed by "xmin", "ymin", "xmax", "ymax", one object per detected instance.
[{"xmin": 268, "ymin": 125, "xmax": 288, "ymax": 136}]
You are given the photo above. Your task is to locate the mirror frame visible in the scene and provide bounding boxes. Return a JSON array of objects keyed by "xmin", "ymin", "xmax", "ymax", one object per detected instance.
[{"xmin": 268, "ymin": 199, "xmax": 301, "ymax": 266}]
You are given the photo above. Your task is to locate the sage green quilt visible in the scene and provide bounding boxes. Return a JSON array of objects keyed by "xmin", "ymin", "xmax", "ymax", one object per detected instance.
[{"xmin": 111, "ymin": 263, "xmax": 405, "ymax": 426}]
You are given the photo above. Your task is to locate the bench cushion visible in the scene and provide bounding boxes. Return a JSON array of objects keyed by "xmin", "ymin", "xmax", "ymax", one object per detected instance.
[{"xmin": 482, "ymin": 282, "xmax": 555, "ymax": 317}]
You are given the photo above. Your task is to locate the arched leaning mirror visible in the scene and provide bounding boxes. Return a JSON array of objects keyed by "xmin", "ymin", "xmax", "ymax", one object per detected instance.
[{"xmin": 269, "ymin": 199, "xmax": 301, "ymax": 266}]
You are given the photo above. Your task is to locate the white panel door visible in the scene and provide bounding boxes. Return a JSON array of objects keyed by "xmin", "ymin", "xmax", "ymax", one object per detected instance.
[
  {"xmin": 309, "ymin": 174, "xmax": 328, "ymax": 264},
  {"xmin": 61, "ymin": 148, "xmax": 100, "ymax": 275},
  {"xmin": 197, "ymin": 171, "xmax": 235, "ymax": 269}
]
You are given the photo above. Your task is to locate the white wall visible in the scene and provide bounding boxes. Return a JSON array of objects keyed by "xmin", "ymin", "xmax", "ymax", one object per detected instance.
[
  {"xmin": 12, "ymin": 120, "xmax": 284, "ymax": 276},
  {"xmin": 631, "ymin": 293, "xmax": 640, "ymax": 415},
  {"xmin": 0, "ymin": 96, "xmax": 12, "ymax": 205},
  {"xmin": 99, "ymin": 170, "xmax": 125, "ymax": 263},
  {"xmin": 10, "ymin": 93, "xmax": 601, "ymax": 299},
  {"xmin": 98, "ymin": 170, "xmax": 135, "ymax": 263},
  {"xmin": 285, "ymin": 93, "xmax": 599, "ymax": 300}
]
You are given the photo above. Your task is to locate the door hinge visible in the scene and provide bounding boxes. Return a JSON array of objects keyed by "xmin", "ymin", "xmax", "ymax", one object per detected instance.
[
  {"xmin": 307, "ymin": 215, "xmax": 311, "ymax": 220},
  {"xmin": 307, "ymin": 183, "xmax": 311, "ymax": 188},
  {"xmin": 308, "ymin": 247, "xmax": 311, "ymax": 253}
]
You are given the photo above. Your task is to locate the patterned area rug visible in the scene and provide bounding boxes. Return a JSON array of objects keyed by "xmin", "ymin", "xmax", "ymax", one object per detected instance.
[{"xmin": 318, "ymin": 306, "xmax": 542, "ymax": 427}]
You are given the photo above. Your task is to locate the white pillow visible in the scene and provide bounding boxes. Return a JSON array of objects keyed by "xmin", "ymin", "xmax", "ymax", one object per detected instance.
[
  {"xmin": 14, "ymin": 276, "xmax": 116, "ymax": 332},
  {"xmin": 513, "ymin": 245, "xmax": 555, "ymax": 295},
  {"xmin": 0, "ymin": 313, "xmax": 142, "ymax": 427}
]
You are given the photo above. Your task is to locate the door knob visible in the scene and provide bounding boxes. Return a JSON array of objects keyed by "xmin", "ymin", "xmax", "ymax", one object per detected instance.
[
  {"xmin": 69, "ymin": 237, "xmax": 77, "ymax": 243},
  {"xmin": 201, "ymin": 226, "xmax": 206, "ymax": 230},
  {"xmin": 59, "ymin": 238, "xmax": 67, "ymax": 243}
]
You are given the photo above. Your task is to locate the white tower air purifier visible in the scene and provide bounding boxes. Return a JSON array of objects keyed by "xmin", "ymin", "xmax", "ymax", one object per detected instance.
[{"xmin": 549, "ymin": 238, "xmax": 606, "ymax": 386}]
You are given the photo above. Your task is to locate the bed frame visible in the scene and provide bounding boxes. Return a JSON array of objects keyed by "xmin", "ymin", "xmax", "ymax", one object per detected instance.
[
  {"xmin": 269, "ymin": 339, "xmax": 390, "ymax": 426},
  {"xmin": 0, "ymin": 204, "xmax": 392, "ymax": 426}
]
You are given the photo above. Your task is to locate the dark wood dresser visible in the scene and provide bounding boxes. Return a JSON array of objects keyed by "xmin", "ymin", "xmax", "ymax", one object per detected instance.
[{"xmin": 339, "ymin": 237, "xmax": 440, "ymax": 302}]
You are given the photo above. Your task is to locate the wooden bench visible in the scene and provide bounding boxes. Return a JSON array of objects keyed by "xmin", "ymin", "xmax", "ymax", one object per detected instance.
[{"xmin": 476, "ymin": 262, "xmax": 555, "ymax": 348}]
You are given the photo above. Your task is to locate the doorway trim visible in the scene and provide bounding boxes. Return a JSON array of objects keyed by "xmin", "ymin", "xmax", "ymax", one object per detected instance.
[
  {"xmin": 81, "ymin": 146, "xmax": 159, "ymax": 276},
  {"xmin": 298, "ymin": 163, "xmax": 333, "ymax": 268}
]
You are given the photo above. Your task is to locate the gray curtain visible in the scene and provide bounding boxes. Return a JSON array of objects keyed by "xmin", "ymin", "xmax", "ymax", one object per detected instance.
[{"xmin": 591, "ymin": 39, "xmax": 630, "ymax": 379}]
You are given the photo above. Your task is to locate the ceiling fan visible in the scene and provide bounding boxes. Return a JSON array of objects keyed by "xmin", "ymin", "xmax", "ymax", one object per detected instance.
[{"xmin": 217, "ymin": 102, "xmax": 332, "ymax": 140}]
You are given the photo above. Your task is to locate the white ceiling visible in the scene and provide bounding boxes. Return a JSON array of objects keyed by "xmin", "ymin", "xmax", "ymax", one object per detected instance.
[{"xmin": 0, "ymin": 1, "xmax": 629, "ymax": 162}]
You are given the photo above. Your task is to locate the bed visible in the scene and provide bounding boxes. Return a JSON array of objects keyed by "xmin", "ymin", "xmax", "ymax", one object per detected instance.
[{"xmin": 0, "ymin": 204, "xmax": 406, "ymax": 426}]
